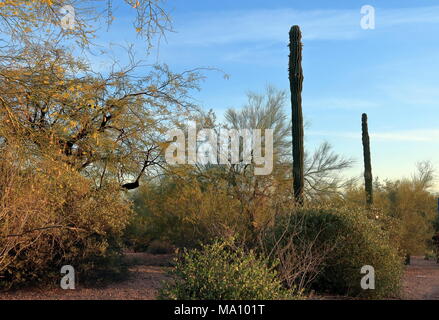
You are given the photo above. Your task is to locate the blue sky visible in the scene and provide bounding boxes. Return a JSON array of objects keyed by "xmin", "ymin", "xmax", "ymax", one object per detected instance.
[{"xmin": 90, "ymin": 0, "xmax": 439, "ymax": 188}]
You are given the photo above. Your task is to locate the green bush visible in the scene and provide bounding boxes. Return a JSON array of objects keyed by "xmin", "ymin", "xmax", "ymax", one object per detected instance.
[
  {"xmin": 130, "ymin": 179, "xmax": 247, "ymax": 249},
  {"xmin": 123, "ymin": 215, "xmax": 153, "ymax": 252},
  {"xmin": 159, "ymin": 240, "xmax": 294, "ymax": 300},
  {"xmin": 344, "ymin": 173, "xmax": 437, "ymax": 256},
  {"xmin": 264, "ymin": 206, "xmax": 403, "ymax": 298}
]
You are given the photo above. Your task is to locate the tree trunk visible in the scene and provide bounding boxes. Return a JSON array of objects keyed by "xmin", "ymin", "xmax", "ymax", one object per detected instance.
[
  {"xmin": 288, "ymin": 26, "xmax": 305, "ymax": 205},
  {"xmin": 362, "ymin": 113, "xmax": 373, "ymax": 206}
]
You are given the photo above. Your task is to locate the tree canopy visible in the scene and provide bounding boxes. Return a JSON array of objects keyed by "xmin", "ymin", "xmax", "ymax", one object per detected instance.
[{"xmin": 0, "ymin": 0, "xmax": 204, "ymax": 189}]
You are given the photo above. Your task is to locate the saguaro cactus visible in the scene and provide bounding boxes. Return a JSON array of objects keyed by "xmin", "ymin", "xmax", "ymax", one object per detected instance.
[
  {"xmin": 288, "ymin": 26, "xmax": 305, "ymax": 205},
  {"xmin": 362, "ymin": 113, "xmax": 373, "ymax": 206}
]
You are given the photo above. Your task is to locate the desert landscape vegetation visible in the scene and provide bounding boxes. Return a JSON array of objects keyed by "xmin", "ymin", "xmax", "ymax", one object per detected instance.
[{"xmin": 0, "ymin": 0, "xmax": 438, "ymax": 301}]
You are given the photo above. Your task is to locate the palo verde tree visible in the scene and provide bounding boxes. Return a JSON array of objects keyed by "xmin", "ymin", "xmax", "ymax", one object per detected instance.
[
  {"xmin": 0, "ymin": 0, "xmax": 204, "ymax": 190},
  {"xmin": 0, "ymin": 0, "xmax": 171, "ymax": 49},
  {"xmin": 0, "ymin": 44, "xmax": 203, "ymax": 189},
  {"xmin": 224, "ymin": 86, "xmax": 353, "ymax": 200},
  {"xmin": 288, "ymin": 26, "xmax": 305, "ymax": 205},
  {"xmin": 0, "ymin": 0, "xmax": 205, "ymax": 284}
]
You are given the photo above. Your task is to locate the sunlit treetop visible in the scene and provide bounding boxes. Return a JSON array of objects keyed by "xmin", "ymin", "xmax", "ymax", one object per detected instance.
[
  {"xmin": 0, "ymin": 0, "xmax": 171, "ymax": 50},
  {"xmin": 0, "ymin": 0, "xmax": 208, "ymax": 189}
]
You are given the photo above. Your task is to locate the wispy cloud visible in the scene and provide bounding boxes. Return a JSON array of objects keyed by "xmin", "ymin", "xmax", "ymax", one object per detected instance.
[
  {"xmin": 305, "ymin": 98, "xmax": 380, "ymax": 110},
  {"xmin": 168, "ymin": 9, "xmax": 359, "ymax": 46},
  {"xmin": 380, "ymin": 6, "xmax": 439, "ymax": 26},
  {"xmin": 309, "ymin": 129, "xmax": 439, "ymax": 142},
  {"xmin": 167, "ymin": 6, "xmax": 439, "ymax": 47},
  {"xmin": 379, "ymin": 84, "xmax": 439, "ymax": 107}
]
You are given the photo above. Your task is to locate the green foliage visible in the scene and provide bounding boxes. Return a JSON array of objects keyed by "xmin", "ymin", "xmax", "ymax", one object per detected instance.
[
  {"xmin": 265, "ymin": 206, "xmax": 403, "ymax": 298},
  {"xmin": 130, "ymin": 178, "xmax": 247, "ymax": 248},
  {"xmin": 424, "ymin": 249, "xmax": 436, "ymax": 261},
  {"xmin": 159, "ymin": 240, "xmax": 294, "ymax": 300},
  {"xmin": 126, "ymin": 86, "xmax": 355, "ymax": 252},
  {"xmin": 344, "ymin": 165, "xmax": 437, "ymax": 256},
  {"xmin": 123, "ymin": 214, "xmax": 153, "ymax": 252}
]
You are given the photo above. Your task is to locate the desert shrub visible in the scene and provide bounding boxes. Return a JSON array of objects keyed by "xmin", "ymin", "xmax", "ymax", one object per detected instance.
[
  {"xmin": 0, "ymin": 157, "xmax": 133, "ymax": 289},
  {"xmin": 260, "ymin": 212, "xmax": 335, "ymax": 293},
  {"xmin": 343, "ymin": 163, "xmax": 437, "ymax": 256},
  {"xmin": 131, "ymin": 178, "xmax": 247, "ymax": 248},
  {"xmin": 147, "ymin": 239, "xmax": 175, "ymax": 254},
  {"xmin": 123, "ymin": 215, "xmax": 153, "ymax": 252},
  {"xmin": 424, "ymin": 249, "xmax": 436, "ymax": 261},
  {"xmin": 264, "ymin": 206, "xmax": 403, "ymax": 298},
  {"xmin": 130, "ymin": 166, "xmax": 298, "ymax": 250},
  {"xmin": 159, "ymin": 240, "xmax": 295, "ymax": 300}
]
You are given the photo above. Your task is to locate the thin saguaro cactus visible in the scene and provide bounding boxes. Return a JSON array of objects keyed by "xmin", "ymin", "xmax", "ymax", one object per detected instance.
[
  {"xmin": 362, "ymin": 113, "xmax": 373, "ymax": 206},
  {"xmin": 288, "ymin": 25, "xmax": 305, "ymax": 205}
]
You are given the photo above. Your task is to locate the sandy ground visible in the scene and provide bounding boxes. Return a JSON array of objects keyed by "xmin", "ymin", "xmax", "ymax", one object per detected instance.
[
  {"xmin": 1, "ymin": 254, "xmax": 439, "ymax": 300},
  {"xmin": 402, "ymin": 256, "xmax": 439, "ymax": 300},
  {"xmin": 0, "ymin": 253, "xmax": 173, "ymax": 300}
]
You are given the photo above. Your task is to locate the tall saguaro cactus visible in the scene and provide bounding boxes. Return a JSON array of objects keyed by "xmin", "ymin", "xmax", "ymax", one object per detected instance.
[
  {"xmin": 362, "ymin": 113, "xmax": 373, "ymax": 206},
  {"xmin": 289, "ymin": 26, "xmax": 305, "ymax": 205}
]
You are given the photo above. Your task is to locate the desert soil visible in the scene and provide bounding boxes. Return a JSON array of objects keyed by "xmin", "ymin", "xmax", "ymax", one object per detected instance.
[
  {"xmin": 1, "ymin": 254, "xmax": 439, "ymax": 300},
  {"xmin": 0, "ymin": 253, "xmax": 173, "ymax": 300},
  {"xmin": 402, "ymin": 256, "xmax": 439, "ymax": 299}
]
